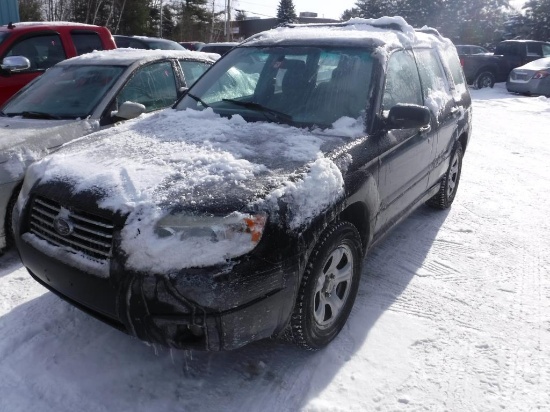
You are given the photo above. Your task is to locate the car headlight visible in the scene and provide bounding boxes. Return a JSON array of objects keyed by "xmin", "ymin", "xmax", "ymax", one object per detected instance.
[{"xmin": 155, "ymin": 211, "xmax": 267, "ymax": 245}]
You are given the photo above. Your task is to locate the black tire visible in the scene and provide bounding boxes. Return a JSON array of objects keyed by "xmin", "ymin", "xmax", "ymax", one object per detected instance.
[
  {"xmin": 428, "ymin": 143, "xmax": 463, "ymax": 209},
  {"xmin": 4, "ymin": 186, "xmax": 21, "ymax": 250},
  {"xmin": 474, "ymin": 71, "xmax": 495, "ymax": 89},
  {"xmin": 288, "ymin": 221, "xmax": 363, "ymax": 350}
]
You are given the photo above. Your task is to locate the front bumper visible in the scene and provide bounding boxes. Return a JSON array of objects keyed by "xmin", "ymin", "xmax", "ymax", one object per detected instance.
[{"xmin": 13, "ymin": 203, "xmax": 301, "ymax": 351}]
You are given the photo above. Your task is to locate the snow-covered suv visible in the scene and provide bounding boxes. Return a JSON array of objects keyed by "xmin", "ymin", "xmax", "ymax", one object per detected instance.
[{"xmin": 13, "ymin": 17, "xmax": 472, "ymax": 351}]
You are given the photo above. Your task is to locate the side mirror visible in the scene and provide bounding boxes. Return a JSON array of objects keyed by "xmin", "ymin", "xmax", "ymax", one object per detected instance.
[
  {"xmin": 386, "ymin": 104, "xmax": 431, "ymax": 130},
  {"xmin": 1, "ymin": 56, "xmax": 31, "ymax": 72},
  {"xmin": 112, "ymin": 101, "xmax": 146, "ymax": 120}
]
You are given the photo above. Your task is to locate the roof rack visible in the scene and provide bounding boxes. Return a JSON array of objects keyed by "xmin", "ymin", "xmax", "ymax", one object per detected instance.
[
  {"xmin": 281, "ymin": 20, "xmax": 405, "ymax": 33},
  {"xmin": 415, "ymin": 27, "xmax": 443, "ymax": 38}
]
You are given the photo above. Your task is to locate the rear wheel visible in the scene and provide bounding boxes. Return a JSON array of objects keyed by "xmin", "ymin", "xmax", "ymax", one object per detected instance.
[
  {"xmin": 474, "ymin": 71, "xmax": 495, "ymax": 89},
  {"xmin": 429, "ymin": 143, "xmax": 463, "ymax": 209},
  {"xmin": 288, "ymin": 221, "xmax": 362, "ymax": 350}
]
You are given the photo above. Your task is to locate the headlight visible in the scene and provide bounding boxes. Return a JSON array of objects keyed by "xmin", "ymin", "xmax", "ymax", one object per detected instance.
[{"xmin": 155, "ymin": 211, "xmax": 267, "ymax": 245}]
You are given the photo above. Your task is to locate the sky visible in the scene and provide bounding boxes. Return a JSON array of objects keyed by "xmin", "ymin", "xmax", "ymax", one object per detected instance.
[
  {"xmin": 231, "ymin": 0, "xmax": 357, "ymax": 20},
  {"xmin": 230, "ymin": 0, "xmax": 528, "ymax": 21}
]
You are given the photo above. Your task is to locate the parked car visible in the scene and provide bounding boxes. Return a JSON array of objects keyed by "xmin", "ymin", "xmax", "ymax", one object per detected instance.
[
  {"xmin": 0, "ymin": 21, "xmax": 116, "ymax": 106},
  {"xmin": 506, "ymin": 57, "xmax": 550, "ymax": 96},
  {"xmin": 455, "ymin": 44, "xmax": 490, "ymax": 55},
  {"xmin": 200, "ymin": 42, "xmax": 239, "ymax": 55},
  {"xmin": 460, "ymin": 40, "xmax": 550, "ymax": 88},
  {"xmin": 179, "ymin": 41, "xmax": 205, "ymax": 51},
  {"xmin": 13, "ymin": 17, "xmax": 472, "ymax": 351},
  {"xmin": 0, "ymin": 48, "xmax": 218, "ymax": 252},
  {"xmin": 113, "ymin": 35, "xmax": 185, "ymax": 50}
]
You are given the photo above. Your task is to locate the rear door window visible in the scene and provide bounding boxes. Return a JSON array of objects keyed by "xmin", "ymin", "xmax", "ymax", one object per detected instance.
[
  {"xmin": 71, "ymin": 31, "xmax": 104, "ymax": 55},
  {"xmin": 415, "ymin": 49, "xmax": 451, "ymax": 100},
  {"xmin": 527, "ymin": 43, "xmax": 542, "ymax": 57}
]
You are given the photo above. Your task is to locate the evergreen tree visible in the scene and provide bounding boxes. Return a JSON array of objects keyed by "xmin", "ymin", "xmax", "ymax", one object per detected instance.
[
  {"xmin": 277, "ymin": 0, "xmax": 297, "ymax": 24},
  {"xmin": 19, "ymin": 0, "xmax": 43, "ymax": 21},
  {"xmin": 524, "ymin": 0, "xmax": 550, "ymax": 40}
]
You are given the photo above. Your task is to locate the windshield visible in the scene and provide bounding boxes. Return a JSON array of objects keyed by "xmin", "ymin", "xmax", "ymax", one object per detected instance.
[
  {"xmin": 176, "ymin": 46, "xmax": 375, "ymax": 128},
  {"xmin": 3, "ymin": 64, "xmax": 125, "ymax": 119}
]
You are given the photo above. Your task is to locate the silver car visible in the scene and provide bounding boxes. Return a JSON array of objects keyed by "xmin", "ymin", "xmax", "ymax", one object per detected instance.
[
  {"xmin": 506, "ymin": 57, "xmax": 550, "ymax": 97},
  {"xmin": 0, "ymin": 48, "xmax": 218, "ymax": 251}
]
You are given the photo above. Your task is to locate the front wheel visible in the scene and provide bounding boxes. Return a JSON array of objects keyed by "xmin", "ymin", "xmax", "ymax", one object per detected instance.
[
  {"xmin": 428, "ymin": 143, "xmax": 463, "ymax": 209},
  {"xmin": 288, "ymin": 221, "xmax": 363, "ymax": 350},
  {"xmin": 474, "ymin": 71, "xmax": 495, "ymax": 89}
]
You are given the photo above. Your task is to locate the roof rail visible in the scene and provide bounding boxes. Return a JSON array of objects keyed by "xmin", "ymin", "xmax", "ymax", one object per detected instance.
[
  {"xmin": 415, "ymin": 27, "xmax": 443, "ymax": 38},
  {"xmin": 281, "ymin": 20, "xmax": 405, "ymax": 32}
]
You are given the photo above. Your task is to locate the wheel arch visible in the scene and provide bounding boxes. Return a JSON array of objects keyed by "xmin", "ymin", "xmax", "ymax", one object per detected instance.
[{"xmin": 338, "ymin": 201, "xmax": 371, "ymax": 255}]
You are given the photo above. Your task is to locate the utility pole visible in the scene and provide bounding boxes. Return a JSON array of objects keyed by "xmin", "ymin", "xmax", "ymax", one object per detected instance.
[{"xmin": 225, "ymin": 0, "xmax": 231, "ymax": 41}]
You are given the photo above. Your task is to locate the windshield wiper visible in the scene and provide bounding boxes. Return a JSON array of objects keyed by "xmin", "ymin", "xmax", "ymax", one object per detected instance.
[
  {"xmin": 21, "ymin": 111, "xmax": 63, "ymax": 120},
  {"xmin": 187, "ymin": 93, "xmax": 210, "ymax": 108},
  {"xmin": 222, "ymin": 99, "xmax": 293, "ymax": 123}
]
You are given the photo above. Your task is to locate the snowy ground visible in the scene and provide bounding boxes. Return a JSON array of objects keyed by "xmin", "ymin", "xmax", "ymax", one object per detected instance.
[{"xmin": 1, "ymin": 84, "xmax": 549, "ymax": 412}]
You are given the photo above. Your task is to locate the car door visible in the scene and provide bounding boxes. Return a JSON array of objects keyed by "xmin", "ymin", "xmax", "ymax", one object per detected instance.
[
  {"xmin": 374, "ymin": 50, "xmax": 436, "ymax": 234},
  {"xmin": 0, "ymin": 32, "xmax": 66, "ymax": 105},
  {"xmin": 414, "ymin": 48, "xmax": 459, "ymax": 189}
]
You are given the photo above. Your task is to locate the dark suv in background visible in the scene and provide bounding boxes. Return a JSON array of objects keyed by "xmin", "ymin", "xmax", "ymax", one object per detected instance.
[{"xmin": 14, "ymin": 18, "xmax": 472, "ymax": 351}]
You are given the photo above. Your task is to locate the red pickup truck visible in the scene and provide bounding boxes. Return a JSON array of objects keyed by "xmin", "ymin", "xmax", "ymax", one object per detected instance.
[{"xmin": 0, "ymin": 22, "xmax": 116, "ymax": 106}]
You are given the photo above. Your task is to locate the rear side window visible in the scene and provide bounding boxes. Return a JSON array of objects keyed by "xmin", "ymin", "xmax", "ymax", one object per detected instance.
[
  {"xmin": 178, "ymin": 60, "xmax": 211, "ymax": 86},
  {"xmin": 527, "ymin": 43, "xmax": 542, "ymax": 57},
  {"xmin": 382, "ymin": 50, "xmax": 422, "ymax": 110},
  {"xmin": 71, "ymin": 32, "xmax": 104, "ymax": 55},
  {"xmin": 543, "ymin": 44, "xmax": 550, "ymax": 57},
  {"xmin": 445, "ymin": 52, "xmax": 466, "ymax": 88},
  {"xmin": 5, "ymin": 34, "xmax": 65, "ymax": 71},
  {"xmin": 415, "ymin": 49, "xmax": 451, "ymax": 100}
]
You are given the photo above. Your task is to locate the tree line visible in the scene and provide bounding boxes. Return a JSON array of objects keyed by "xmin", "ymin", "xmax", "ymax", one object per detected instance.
[{"xmin": 17, "ymin": 0, "xmax": 550, "ymax": 45}]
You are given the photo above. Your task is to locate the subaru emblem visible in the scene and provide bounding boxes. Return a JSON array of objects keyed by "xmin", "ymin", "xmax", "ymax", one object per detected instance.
[{"xmin": 53, "ymin": 216, "xmax": 73, "ymax": 237}]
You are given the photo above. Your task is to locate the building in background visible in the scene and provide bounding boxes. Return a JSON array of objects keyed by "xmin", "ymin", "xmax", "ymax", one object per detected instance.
[
  {"xmin": 0, "ymin": 0, "xmax": 20, "ymax": 25},
  {"xmin": 233, "ymin": 15, "xmax": 339, "ymax": 40}
]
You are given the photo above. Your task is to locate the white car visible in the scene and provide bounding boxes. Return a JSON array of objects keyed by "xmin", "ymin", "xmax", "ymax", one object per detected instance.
[{"xmin": 0, "ymin": 48, "xmax": 218, "ymax": 251}]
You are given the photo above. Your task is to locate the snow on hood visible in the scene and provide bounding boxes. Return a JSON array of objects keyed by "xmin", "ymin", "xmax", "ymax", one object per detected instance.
[
  {"xmin": 26, "ymin": 109, "xmax": 361, "ymax": 272},
  {"xmin": 0, "ymin": 117, "xmax": 95, "ymax": 181}
]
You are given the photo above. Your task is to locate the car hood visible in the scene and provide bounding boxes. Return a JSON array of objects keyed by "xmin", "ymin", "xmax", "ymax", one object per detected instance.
[
  {"xmin": 30, "ymin": 108, "xmax": 360, "ymax": 217},
  {"xmin": 0, "ymin": 117, "xmax": 97, "ymax": 181},
  {"xmin": 27, "ymin": 108, "xmax": 364, "ymax": 272}
]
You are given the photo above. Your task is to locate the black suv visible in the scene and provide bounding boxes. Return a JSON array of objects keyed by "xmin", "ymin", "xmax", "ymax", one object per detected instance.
[{"xmin": 14, "ymin": 18, "xmax": 472, "ymax": 351}]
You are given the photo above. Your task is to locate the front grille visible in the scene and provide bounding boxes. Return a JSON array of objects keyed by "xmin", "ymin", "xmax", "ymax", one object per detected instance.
[{"xmin": 29, "ymin": 196, "xmax": 114, "ymax": 261}]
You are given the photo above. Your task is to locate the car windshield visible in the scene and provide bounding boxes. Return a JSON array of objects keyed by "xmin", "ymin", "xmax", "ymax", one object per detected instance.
[
  {"xmin": 176, "ymin": 46, "xmax": 375, "ymax": 128},
  {"xmin": 3, "ymin": 64, "xmax": 125, "ymax": 119}
]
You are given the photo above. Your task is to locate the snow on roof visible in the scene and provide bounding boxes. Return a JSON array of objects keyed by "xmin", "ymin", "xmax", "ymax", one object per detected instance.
[
  {"xmin": 244, "ymin": 16, "xmax": 452, "ymax": 52},
  {"xmin": 59, "ymin": 48, "xmax": 219, "ymax": 66}
]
